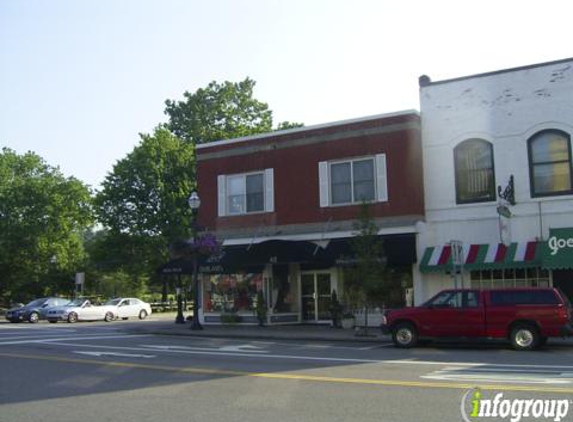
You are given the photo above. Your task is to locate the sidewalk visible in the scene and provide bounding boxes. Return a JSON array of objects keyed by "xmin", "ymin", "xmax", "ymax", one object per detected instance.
[
  {"xmin": 126, "ymin": 313, "xmax": 389, "ymax": 343},
  {"xmin": 126, "ymin": 313, "xmax": 573, "ymax": 348}
]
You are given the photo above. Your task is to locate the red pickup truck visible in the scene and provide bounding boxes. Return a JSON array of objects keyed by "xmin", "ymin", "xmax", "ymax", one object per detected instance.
[{"xmin": 381, "ymin": 288, "xmax": 573, "ymax": 350}]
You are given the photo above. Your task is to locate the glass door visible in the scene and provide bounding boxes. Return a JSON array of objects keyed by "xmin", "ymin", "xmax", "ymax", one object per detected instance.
[{"xmin": 300, "ymin": 273, "xmax": 332, "ymax": 322}]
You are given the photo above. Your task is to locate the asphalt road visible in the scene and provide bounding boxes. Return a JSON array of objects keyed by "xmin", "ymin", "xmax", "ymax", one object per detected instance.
[{"xmin": 1, "ymin": 319, "xmax": 573, "ymax": 422}]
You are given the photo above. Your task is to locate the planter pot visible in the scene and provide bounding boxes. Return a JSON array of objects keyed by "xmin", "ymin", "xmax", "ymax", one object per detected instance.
[{"xmin": 341, "ymin": 318, "xmax": 355, "ymax": 329}]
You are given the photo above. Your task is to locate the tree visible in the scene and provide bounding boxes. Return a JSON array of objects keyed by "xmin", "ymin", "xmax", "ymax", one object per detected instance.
[
  {"xmin": 94, "ymin": 127, "xmax": 195, "ymax": 281},
  {"xmin": 164, "ymin": 78, "xmax": 302, "ymax": 144},
  {"xmin": 0, "ymin": 148, "xmax": 93, "ymax": 302},
  {"xmin": 345, "ymin": 202, "xmax": 387, "ymax": 334}
]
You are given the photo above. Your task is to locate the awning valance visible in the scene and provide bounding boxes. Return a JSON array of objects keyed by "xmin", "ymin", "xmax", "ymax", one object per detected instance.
[
  {"xmin": 420, "ymin": 241, "xmax": 542, "ymax": 273},
  {"xmin": 325, "ymin": 234, "xmax": 417, "ymax": 267}
]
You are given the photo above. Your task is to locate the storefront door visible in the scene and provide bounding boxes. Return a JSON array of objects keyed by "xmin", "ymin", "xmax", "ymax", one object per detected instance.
[{"xmin": 301, "ymin": 273, "xmax": 332, "ymax": 322}]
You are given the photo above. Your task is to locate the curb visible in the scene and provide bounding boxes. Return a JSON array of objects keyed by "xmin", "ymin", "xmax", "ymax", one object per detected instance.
[{"xmin": 125, "ymin": 327, "xmax": 389, "ymax": 344}]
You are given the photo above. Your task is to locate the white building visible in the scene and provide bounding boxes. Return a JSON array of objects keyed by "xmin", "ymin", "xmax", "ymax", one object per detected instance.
[{"xmin": 415, "ymin": 57, "xmax": 573, "ymax": 305}]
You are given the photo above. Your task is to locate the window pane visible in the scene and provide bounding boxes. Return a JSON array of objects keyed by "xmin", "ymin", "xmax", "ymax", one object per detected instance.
[
  {"xmin": 228, "ymin": 176, "xmax": 244, "ymax": 195},
  {"xmin": 227, "ymin": 176, "xmax": 245, "ymax": 214},
  {"xmin": 531, "ymin": 133, "xmax": 569, "ymax": 163},
  {"xmin": 354, "ymin": 181, "xmax": 375, "ymax": 201},
  {"xmin": 455, "ymin": 140, "xmax": 495, "ymax": 203},
  {"xmin": 331, "ymin": 162, "xmax": 351, "ymax": 204},
  {"xmin": 533, "ymin": 162, "xmax": 572, "ymax": 193},
  {"xmin": 353, "ymin": 160, "xmax": 374, "ymax": 181},
  {"xmin": 353, "ymin": 160, "xmax": 375, "ymax": 201},
  {"xmin": 246, "ymin": 174, "xmax": 264, "ymax": 212}
]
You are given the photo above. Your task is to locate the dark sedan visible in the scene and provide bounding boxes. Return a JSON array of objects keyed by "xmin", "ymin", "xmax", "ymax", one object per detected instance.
[{"xmin": 5, "ymin": 297, "xmax": 70, "ymax": 323}]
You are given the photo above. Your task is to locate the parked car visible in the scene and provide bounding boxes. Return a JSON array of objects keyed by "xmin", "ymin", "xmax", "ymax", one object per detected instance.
[
  {"xmin": 5, "ymin": 297, "xmax": 70, "ymax": 323},
  {"xmin": 45, "ymin": 299, "xmax": 115, "ymax": 323},
  {"xmin": 381, "ymin": 288, "xmax": 573, "ymax": 351},
  {"xmin": 104, "ymin": 298, "xmax": 152, "ymax": 320}
]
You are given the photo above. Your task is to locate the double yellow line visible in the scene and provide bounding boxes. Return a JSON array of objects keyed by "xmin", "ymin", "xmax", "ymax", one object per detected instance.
[{"xmin": 2, "ymin": 352, "xmax": 573, "ymax": 395}]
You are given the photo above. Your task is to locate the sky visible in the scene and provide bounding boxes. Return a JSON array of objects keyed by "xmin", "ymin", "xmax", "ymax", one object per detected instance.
[{"xmin": 1, "ymin": 0, "xmax": 572, "ymax": 190}]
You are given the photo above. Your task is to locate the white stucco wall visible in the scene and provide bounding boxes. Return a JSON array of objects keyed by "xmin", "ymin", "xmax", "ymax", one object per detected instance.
[{"xmin": 415, "ymin": 59, "xmax": 573, "ymax": 303}]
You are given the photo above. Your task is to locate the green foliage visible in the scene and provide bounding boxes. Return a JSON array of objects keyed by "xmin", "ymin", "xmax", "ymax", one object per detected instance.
[
  {"xmin": 164, "ymin": 78, "xmax": 303, "ymax": 144},
  {"xmin": 276, "ymin": 121, "xmax": 304, "ymax": 131},
  {"xmin": 221, "ymin": 313, "xmax": 242, "ymax": 324},
  {"xmin": 345, "ymin": 202, "xmax": 388, "ymax": 307},
  {"xmin": 329, "ymin": 289, "xmax": 343, "ymax": 328},
  {"xmin": 0, "ymin": 148, "xmax": 93, "ymax": 302},
  {"xmin": 95, "ymin": 127, "xmax": 195, "ymax": 242},
  {"xmin": 93, "ymin": 127, "xmax": 195, "ymax": 293},
  {"xmin": 92, "ymin": 270, "xmax": 148, "ymax": 299},
  {"xmin": 255, "ymin": 290, "xmax": 267, "ymax": 326}
]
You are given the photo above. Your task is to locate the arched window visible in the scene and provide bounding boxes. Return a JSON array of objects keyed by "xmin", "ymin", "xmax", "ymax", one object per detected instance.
[
  {"xmin": 528, "ymin": 130, "xmax": 573, "ymax": 197},
  {"xmin": 454, "ymin": 139, "xmax": 496, "ymax": 204}
]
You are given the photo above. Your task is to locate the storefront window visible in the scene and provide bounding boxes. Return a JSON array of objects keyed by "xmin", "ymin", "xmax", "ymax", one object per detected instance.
[
  {"xmin": 204, "ymin": 273, "xmax": 263, "ymax": 313},
  {"xmin": 470, "ymin": 268, "xmax": 550, "ymax": 289}
]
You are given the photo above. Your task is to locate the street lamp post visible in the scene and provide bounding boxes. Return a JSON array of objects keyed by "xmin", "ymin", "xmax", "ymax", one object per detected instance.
[{"xmin": 188, "ymin": 191, "xmax": 203, "ymax": 330}]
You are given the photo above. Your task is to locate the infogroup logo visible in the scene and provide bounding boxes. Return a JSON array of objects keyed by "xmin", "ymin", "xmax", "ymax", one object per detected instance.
[{"xmin": 461, "ymin": 388, "xmax": 571, "ymax": 422}]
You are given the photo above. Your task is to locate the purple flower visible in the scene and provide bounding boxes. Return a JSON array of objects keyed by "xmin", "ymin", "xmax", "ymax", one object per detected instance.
[{"xmin": 188, "ymin": 233, "xmax": 221, "ymax": 256}]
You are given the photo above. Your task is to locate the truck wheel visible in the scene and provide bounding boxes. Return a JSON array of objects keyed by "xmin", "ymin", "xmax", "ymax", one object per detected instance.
[
  {"xmin": 510, "ymin": 324, "xmax": 539, "ymax": 351},
  {"xmin": 392, "ymin": 323, "xmax": 418, "ymax": 348}
]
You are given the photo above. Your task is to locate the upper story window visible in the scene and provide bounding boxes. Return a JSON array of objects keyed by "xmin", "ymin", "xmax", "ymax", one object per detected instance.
[
  {"xmin": 217, "ymin": 169, "xmax": 274, "ymax": 216},
  {"xmin": 528, "ymin": 130, "xmax": 573, "ymax": 197},
  {"xmin": 319, "ymin": 154, "xmax": 387, "ymax": 207},
  {"xmin": 454, "ymin": 139, "xmax": 496, "ymax": 204}
]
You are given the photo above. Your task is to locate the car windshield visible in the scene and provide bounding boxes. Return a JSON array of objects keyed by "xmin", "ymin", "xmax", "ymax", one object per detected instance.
[
  {"xmin": 105, "ymin": 299, "xmax": 122, "ymax": 306},
  {"xmin": 25, "ymin": 298, "xmax": 47, "ymax": 307},
  {"xmin": 65, "ymin": 299, "xmax": 85, "ymax": 307}
]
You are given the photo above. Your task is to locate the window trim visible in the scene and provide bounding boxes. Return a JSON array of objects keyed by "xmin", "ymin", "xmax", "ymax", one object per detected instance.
[
  {"xmin": 527, "ymin": 129, "xmax": 573, "ymax": 198},
  {"xmin": 453, "ymin": 138, "xmax": 496, "ymax": 205}
]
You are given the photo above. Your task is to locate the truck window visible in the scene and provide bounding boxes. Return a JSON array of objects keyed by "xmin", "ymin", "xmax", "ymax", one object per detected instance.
[
  {"xmin": 490, "ymin": 290, "xmax": 559, "ymax": 305},
  {"xmin": 428, "ymin": 291, "xmax": 479, "ymax": 308}
]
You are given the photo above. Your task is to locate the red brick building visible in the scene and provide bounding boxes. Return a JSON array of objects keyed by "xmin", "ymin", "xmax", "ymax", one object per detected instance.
[{"xmin": 195, "ymin": 110, "xmax": 424, "ymax": 325}]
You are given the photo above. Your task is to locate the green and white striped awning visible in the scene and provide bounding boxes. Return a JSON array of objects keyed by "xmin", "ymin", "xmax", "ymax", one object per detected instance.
[{"xmin": 419, "ymin": 241, "xmax": 542, "ymax": 273}]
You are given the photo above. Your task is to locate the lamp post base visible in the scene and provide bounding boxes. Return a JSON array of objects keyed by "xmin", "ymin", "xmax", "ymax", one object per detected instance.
[{"xmin": 189, "ymin": 320, "xmax": 203, "ymax": 330}]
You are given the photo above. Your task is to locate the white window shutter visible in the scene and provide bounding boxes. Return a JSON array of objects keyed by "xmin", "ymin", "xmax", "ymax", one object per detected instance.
[
  {"xmin": 264, "ymin": 168, "xmax": 274, "ymax": 212},
  {"xmin": 376, "ymin": 154, "xmax": 388, "ymax": 202},
  {"xmin": 217, "ymin": 175, "xmax": 226, "ymax": 217},
  {"xmin": 318, "ymin": 161, "xmax": 329, "ymax": 207}
]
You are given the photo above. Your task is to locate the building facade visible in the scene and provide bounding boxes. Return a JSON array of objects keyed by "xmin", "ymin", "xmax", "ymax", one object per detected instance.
[
  {"xmin": 195, "ymin": 111, "xmax": 424, "ymax": 324},
  {"xmin": 416, "ymin": 58, "xmax": 573, "ymax": 304}
]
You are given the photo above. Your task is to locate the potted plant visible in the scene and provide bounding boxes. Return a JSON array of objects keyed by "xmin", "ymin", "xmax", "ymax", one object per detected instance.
[
  {"xmin": 255, "ymin": 290, "xmax": 267, "ymax": 326},
  {"xmin": 341, "ymin": 311, "xmax": 355, "ymax": 329},
  {"xmin": 329, "ymin": 290, "xmax": 343, "ymax": 328}
]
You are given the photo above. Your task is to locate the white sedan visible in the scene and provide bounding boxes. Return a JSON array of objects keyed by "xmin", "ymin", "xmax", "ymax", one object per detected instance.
[
  {"xmin": 46, "ymin": 299, "xmax": 115, "ymax": 323},
  {"xmin": 104, "ymin": 298, "xmax": 152, "ymax": 320}
]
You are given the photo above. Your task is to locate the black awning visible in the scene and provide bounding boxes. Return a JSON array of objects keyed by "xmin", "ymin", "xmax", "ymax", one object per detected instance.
[
  {"xmin": 156, "ymin": 257, "xmax": 197, "ymax": 275},
  {"xmin": 247, "ymin": 240, "xmax": 327, "ymax": 265},
  {"xmin": 200, "ymin": 245, "xmax": 264, "ymax": 274},
  {"xmin": 158, "ymin": 235, "xmax": 416, "ymax": 275},
  {"xmin": 325, "ymin": 234, "xmax": 417, "ymax": 267}
]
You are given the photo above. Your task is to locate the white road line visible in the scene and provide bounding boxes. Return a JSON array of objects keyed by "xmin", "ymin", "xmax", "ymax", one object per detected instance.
[
  {"xmin": 422, "ymin": 372, "xmax": 572, "ymax": 385},
  {"xmin": 28, "ymin": 340, "xmax": 573, "ymax": 372},
  {"xmin": 43, "ymin": 341, "xmax": 383, "ymax": 363},
  {"xmin": 73, "ymin": 351, "xmax": 156, "ymax": 359},
  {"xmin": 0, "ymin": 334, "xmax": 151, "ymax": 345}
]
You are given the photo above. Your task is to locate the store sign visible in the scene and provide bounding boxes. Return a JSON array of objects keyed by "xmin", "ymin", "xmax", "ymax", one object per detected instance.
[{"xmin": 543, "ymin": 228, "xmax": 573, "ymax": 269}]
